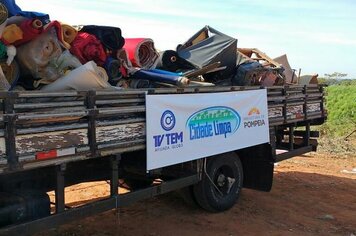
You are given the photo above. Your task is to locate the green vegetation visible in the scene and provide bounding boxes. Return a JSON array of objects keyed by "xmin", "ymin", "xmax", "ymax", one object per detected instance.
[
  {"xmin": 323, "ymin": 84, "xmax": 356, "ymax": 136},
  {"xmin": 324, "ymin": 72, "xmax": 348, "ymax": 80},
  {"xmin": 316, "ymin": 78, "xmax": 356, "ymax": 154},
  {"xmin": 318, "ymin": 78, "xmax": 356, "ymax": 86}
]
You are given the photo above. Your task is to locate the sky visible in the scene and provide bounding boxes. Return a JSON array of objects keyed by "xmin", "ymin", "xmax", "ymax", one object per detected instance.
[{"xmin": 16, "ymin": 0, "xmax": 356, "ymax": 78}]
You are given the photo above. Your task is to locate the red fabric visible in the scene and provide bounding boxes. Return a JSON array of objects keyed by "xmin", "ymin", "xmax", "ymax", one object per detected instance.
[
  {"xmin": 123, "ymin": 38, "xmax": 158, "ymax": 68},
  {"xmin": 123, "ymin": 38, "xmax": 145, "ymax": 67},
  {"xmin": 13, "ymin": 19, "xmax": 43, "ymax": 46},
  {"xmin": 43, "ymin": 21, "xmax": 74, "ymax": 49},
  {"xmin": 69, "ymin": 32, "xmax": 107, "ymax": 66},
  {"xmin": 13, "ymin": 19, "xmax": 63, "ymax": 46},
  {"xmin": 43, "ymin": 20, "xmax": 63, "ymax": 42},
  {"xmin": 13, "ymin": 20, "xmax": 65, "ymax": 47}
]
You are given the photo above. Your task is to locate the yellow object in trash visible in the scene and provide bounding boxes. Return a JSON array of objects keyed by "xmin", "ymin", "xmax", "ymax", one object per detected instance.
[
  {"xmin": 61, "ymin": 24, "xmax": 78, "ymax": 45},
  {"xmin": 2, "ymin": 24, "xmax": 23, "ymax": 44}
]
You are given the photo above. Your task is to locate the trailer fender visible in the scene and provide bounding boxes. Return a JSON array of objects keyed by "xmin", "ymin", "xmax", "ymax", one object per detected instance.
[{"xmin": 236, "ymin": 143, "xmax": 274, "ymax": 192}]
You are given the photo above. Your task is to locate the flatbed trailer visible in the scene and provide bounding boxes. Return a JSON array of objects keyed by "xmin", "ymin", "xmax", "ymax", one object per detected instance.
[{"xmin": 0, "ymin": 85, "xmax": 326, "ymax": 235}]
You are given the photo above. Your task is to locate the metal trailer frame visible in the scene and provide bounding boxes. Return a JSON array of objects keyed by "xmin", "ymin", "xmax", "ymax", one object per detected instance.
[
  {"xmin": 1, "ymin": 156, "xmax": 200, "ymax": 235},
  {"xmin": 0, "ymin": 85, "xmax": 326, "ymax": 235}
]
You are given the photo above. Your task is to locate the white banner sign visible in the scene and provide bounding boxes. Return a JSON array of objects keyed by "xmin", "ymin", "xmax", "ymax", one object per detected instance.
[{"xmin": 146, "ymin": 89, "xmax": 269, "ymax": 170}]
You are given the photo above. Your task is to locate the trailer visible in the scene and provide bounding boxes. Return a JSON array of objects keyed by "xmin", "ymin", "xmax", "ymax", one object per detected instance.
[{"xmin": 0, "ymin": 84, "xmax": 326, "ymax": 235}]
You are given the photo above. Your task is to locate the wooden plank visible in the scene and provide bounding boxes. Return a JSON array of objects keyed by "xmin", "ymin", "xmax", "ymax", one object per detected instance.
[
  {"xmin": 95, "ymin": 89, "xmax": 146, "ymax": 96},
  {"xmin": 268, "ymin": 96, "xmax": 286, "ymax": 102},
  {"xmin": 14, "ymin": 101, "xmax": 84, "ymax": 109},
  {"xmin": 95, "ymin": 98, "xmax": 144, "ymax": 105},
  {"xmin": 17, "ymin": 91, "xmax": 81, "ymax": 98},
  {"xmin": 0, "ymin": 122, "xmax": 145, "ymax": 157},
  {"xmin": 267, "ymin": 91, "xmax": 283, "ymax": 96},
  {"xmin": 98, "ymin": 106, "xmax": 146, "ymax": 115},
  {"xmin": 96, "ymin": 123, "xmax": 145, "ymax": 144},
  {"xmin": 17, "ymin": 111, "xmax": 87, "ymax": 121}
]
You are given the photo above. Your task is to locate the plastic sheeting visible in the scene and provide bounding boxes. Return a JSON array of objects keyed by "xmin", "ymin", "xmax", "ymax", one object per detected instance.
[
  {"xmin": 177, "ymin": 26, "xmax": 237, "ymax": 81},
  {"xmin": 123, "ymin": 38, "xmax": 158, "ymax": 69},
  {"xmin": 16, "ymin": 27, "xmax": 63, "ymax": 88}
]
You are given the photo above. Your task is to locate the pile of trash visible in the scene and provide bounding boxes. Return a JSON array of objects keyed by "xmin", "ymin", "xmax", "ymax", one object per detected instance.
[{"xmin": 0, "ymin": 1, "xmax": 317, "ymax": 92}]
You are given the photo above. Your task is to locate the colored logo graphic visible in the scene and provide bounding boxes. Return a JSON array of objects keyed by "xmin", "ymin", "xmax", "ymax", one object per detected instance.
[
  {"xmin": 248, "ymin": 107, "xmax": 260, "ymax": 116},
  {"xmin": 186, "ymin": 106, "xmax": 241, "ymax": 140},
  {"xmin": 160, "ymin": 110, "xmax": 176, "ymax": 131},
  {"xmin": 244, "ymin": 107, "xmax": 266, "ymax": 128}
]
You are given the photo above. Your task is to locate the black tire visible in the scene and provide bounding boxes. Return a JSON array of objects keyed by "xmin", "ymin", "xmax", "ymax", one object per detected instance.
[
  {"xmin": 0, "ymin": 190, "xmax": 50, "ymax": 227},
  {"xmin": 193, "ymin": 152, "xmax": 243, "ymax": 212},
  {"xmin": 19, "ymin": 190, "xmax": 50, "ymax": 221}
]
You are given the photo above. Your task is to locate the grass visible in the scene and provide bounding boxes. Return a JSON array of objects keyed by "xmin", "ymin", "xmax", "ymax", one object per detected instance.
[
  {"xmin": 322, "ymin": 85, "xmax": 356, "ymax": 136},
  {"xmin": 316, "ymin": 83, "xmax": 356, "ymax": 155}
]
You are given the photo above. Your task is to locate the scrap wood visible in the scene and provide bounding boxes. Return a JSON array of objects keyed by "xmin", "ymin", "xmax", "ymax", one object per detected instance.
[{"xmin": 238, "ymin": 48, "xmax": 282, "ymax": 69}]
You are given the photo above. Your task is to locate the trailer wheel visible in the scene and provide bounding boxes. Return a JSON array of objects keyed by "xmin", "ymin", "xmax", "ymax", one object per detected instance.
[
  {"xmin": 0, "ymin": 190, "xmax": 50, "ymax": 227},
  {"xmin": 193, "ymin": 152, "xmax": 243, "ymax": 212}
]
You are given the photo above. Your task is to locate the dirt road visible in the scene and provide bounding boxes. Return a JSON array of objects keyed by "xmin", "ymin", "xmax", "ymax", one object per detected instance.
[{"xmin": 40, "ymin": 153, "xmax": 356, "ymax": 236}]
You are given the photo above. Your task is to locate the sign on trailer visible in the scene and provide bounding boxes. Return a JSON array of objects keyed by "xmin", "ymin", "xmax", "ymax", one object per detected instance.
[{"xmin": 146, "ymin": 89, "xmax": 270, "ymax": 170}]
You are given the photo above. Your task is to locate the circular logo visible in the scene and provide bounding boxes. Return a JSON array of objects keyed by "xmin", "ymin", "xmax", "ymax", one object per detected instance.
[{"xmin": 160, "ymin": 110, "xmax": 176, "ymax": 131}]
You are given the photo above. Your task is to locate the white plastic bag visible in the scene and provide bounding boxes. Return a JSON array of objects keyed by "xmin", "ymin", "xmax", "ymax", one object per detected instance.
[{"xmin": 41, "ymin": 61, "xmax": 112, "ymax": 91}]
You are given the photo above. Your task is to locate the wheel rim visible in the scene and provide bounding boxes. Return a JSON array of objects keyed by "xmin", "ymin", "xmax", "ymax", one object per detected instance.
[{"xmin": 213, "ymin": 165, "xmax": 236, "ymax": 196}]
